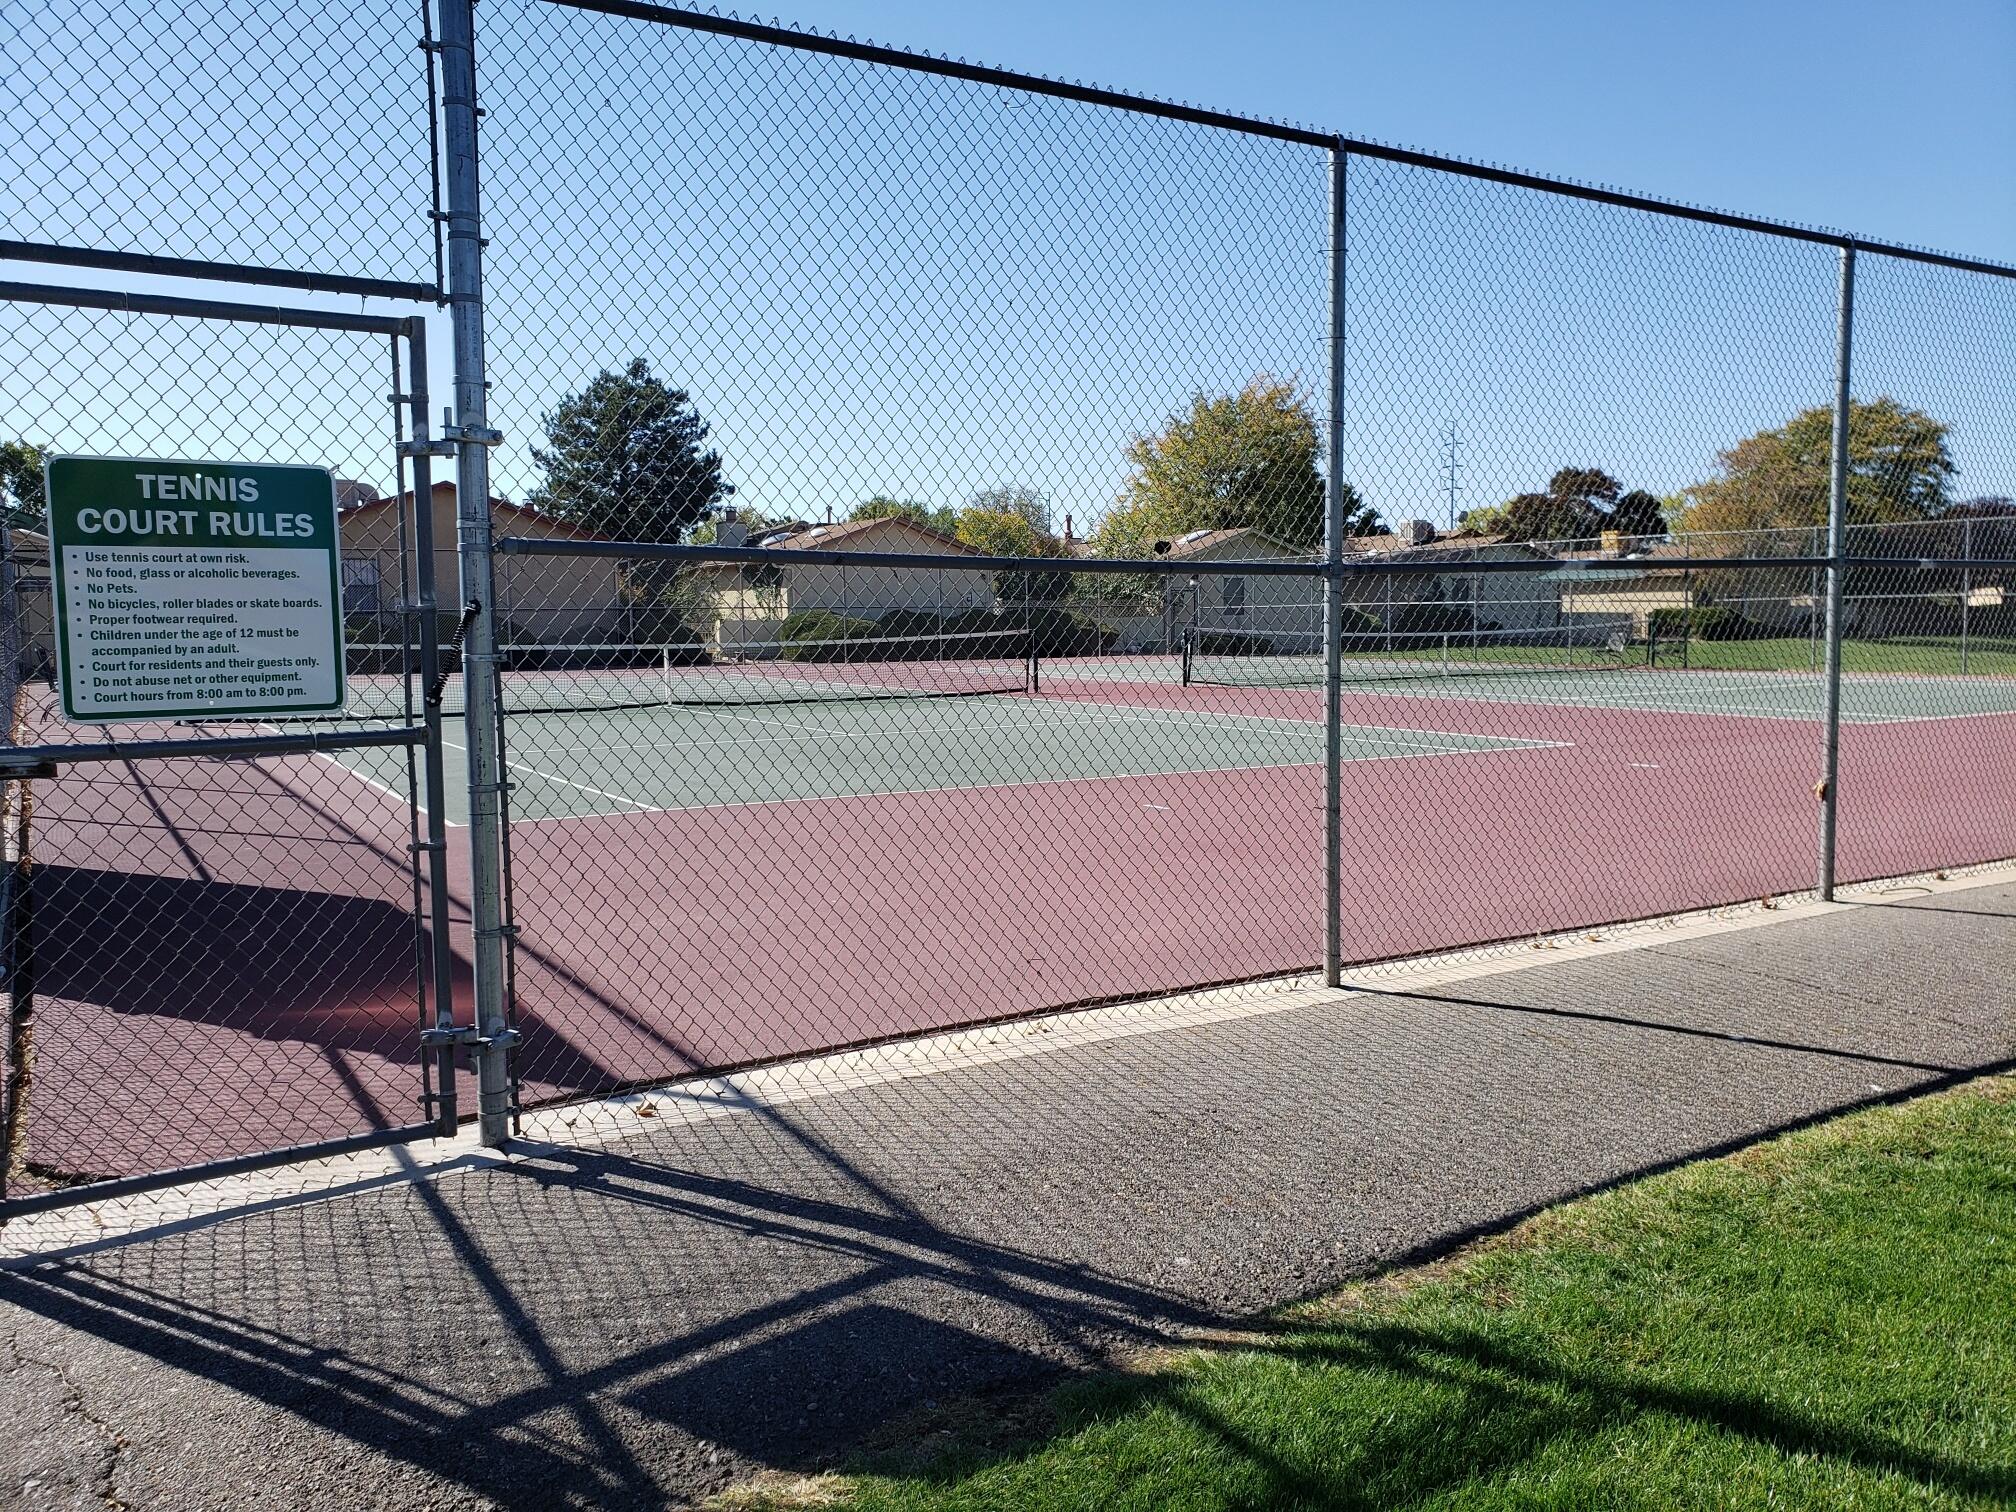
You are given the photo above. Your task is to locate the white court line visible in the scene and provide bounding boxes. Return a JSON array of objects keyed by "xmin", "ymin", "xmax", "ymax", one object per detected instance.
[
  {"xmin": 240, "ymin": 721, "xmax": 442, "ymax": 823},
  {"xmin": 537, "ymin": 690, "xmax": 1341, "ymax": 742},
  {"xmin": 504, "ymin": 696, "xmax": 1566, "ymax": 761},
  {"xmin": 439, "ymin": 737, "xmax": 668, "ymax": 815},
  {"xmin": 508, "ymin": 715, "xmax": 1544, "ymax": 763},
  {"xmin": 1354, "ymin": 682, "xmax": 2016, "ymax": 725},
  {"xmin": 499, "ymin": 734, "xmax": 1570, "ymax": 827}
]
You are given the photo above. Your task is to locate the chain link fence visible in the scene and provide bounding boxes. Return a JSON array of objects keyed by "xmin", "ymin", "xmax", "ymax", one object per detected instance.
[{"xmin": 4, "ymin": 0, "xmax": 2014, "ymax": 1214}]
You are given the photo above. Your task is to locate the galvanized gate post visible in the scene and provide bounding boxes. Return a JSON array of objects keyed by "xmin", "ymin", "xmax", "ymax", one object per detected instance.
[
  {"xmin": 1817, "ymin": 242, "xmax": 1856, "ymax": 901},
  {"xmin": 439, "ymin": 0, "xmax": 515, "ymax": 1145},
  {"xmin": 1323, "ymin": 139, "xmax": 1348, "ymax": 986},
  {"xmin": 400, "ymin": 325, "xmax": 464, "ymax": 1135}
]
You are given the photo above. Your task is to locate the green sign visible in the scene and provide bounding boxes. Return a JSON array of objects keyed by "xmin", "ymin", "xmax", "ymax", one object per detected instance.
[{"xmin": 46, "ymin": 456, "xmax": 347, "ymax": 723}]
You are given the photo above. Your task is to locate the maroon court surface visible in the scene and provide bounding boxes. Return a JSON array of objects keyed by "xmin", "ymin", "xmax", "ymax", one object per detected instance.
[{"xmin": 11, "ymin": 668, "xmax": 2013, "ymax": 1179}]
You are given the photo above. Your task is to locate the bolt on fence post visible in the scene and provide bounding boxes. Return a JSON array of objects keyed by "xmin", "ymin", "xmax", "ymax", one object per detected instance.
[
  {"xmin": 1323, "ymin": 140, "xmax": 1347, "ymax": 987},
  {"xmin": 1817, "ymin": 242, "xmax": 1856, "ymax": 902},
  {"xmin": 439, "ymin": 0, "xmax": 513, "ymax": 1145}
]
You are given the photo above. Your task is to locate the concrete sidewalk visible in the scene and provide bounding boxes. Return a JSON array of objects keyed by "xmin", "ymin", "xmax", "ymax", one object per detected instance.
[{"xmin": 4, "ymin": 880, "xmax": 2012, "ymax": 1510}]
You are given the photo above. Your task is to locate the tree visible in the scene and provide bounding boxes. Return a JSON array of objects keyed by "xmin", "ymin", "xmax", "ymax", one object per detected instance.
[
  {"xmin": 1611, "ymin": 489, "xmax": 1667, "ymax": 537},
  {"xmin": 955, "ymin": 505, "xmax": 1071, "ymax": 601},
  {"xmin": 1469, "ymin": 467, "xmax": 1667, "ymax": 544},
  {"xmin": 528, "ymin": 359, "xmax": 732, "ymax": 540},
  {"xmin": 0, "ymin": 441, "xmax": 46, "ymax": 528},
  {"xmin": 1105, "ymin": 376, "xmax": 1369, "ymax": 553},
  {"xmin": 1675, "ymin": 397, "xmax": 1953, "ymax": 540},
  {"xmin": 967, "ymin": 485, "xmax": 1051, "ymax": 536},
  {"xmin": 848, "ymin": 496, "xmax": 959, "ymax": 537}
]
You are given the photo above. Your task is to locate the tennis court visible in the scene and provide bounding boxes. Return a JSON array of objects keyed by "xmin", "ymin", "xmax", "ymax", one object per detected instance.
[
  {"xmin": 327, "ymin": 641, "xmax": 2016, "ymax": 825},
  {"xmin": 298, "ymin": 643, "xmax": 2015, "ymax": 1115},
  {"xmin": 16, "ymin": 627, "xmax": 2016, "ymax": 1179},
  {"xmin": 332, "ymin": 686, "xmax": 1555, "ymax": 822}
]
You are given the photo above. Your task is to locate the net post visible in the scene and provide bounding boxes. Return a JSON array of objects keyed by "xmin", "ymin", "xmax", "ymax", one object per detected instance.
[
  {"xmin": 440, "ymin": 0, "xmax": 513, "ymax": 1147},
  {"xmin": 1817, "ymin": 243, "xmax": 1856, "ymax": 902},
  {"xmin": 1322, "ymin": 139, "xmax": 1347, "ymax": 988}
]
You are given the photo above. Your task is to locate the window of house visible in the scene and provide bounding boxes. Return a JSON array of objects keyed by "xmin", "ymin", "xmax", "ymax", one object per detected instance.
[
  {"xmin": 342, "ymin": 559, "xmax": 381, "ymax": 612},
  {"xmin": 1221, "ymin": 576, "xmax": 1245, "ymax": 617}
]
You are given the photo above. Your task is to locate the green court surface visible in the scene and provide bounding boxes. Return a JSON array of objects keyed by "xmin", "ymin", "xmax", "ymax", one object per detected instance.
[
  {"xmin": 1065, "ymin": 653, "xmax": 2016, "ymax": 724},
  {"xmin": 328, "ymin": 694, "xmax": 1551, "ymax": 824},
  {"xmin": 1338, "ymin": 668, "xmax": 2016, "ymax": 723}
]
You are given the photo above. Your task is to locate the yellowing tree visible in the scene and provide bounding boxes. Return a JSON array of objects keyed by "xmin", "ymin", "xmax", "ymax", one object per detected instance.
[
  {"xmin": 1100, "ymin": 376, "xmax": 1370, "ymax": 555},
  {"xmin": 1677, "ymin": 397, "xmax": 1953, "ymax": 538}
]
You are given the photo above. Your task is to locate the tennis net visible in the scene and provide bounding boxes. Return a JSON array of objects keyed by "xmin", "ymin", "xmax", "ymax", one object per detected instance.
[
  {"xmin": 334, "ymin": 626, "xmax": 1037, "ymax": 719},
  {"xmin": 1182, "ymin": 622, "xmax": 1640, "ymax": 688}
]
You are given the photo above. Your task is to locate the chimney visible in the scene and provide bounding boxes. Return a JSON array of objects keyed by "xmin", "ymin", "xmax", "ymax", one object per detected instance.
[
  {"xmin": 1062, "ymin": 512, "xmax": 1074, "ymax": 543},
  {"xmin": 716, "ymin": 507, "xmax": 748, "ymax": 549},
  {"xmin": 1396, "ymin": 518, "xmax": 1437, "ymax": 547}
]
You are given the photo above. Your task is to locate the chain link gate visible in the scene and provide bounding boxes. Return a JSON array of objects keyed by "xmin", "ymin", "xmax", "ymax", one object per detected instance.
[{"xmin": 0, "ymin": 283, "xmax": 466, "ymax": 1218}]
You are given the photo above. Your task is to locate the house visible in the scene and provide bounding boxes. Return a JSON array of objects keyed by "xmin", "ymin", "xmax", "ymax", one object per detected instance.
[
  {"xmin": 337, "ymin": 480, "xmax": 623, "ymax": 647},
  {"xmin": 1554, "ymin": 541, "xmax": 1695, "ymax": 637},
  {"xmin": 690, "ymin": 514, "xmax": 1000, "ymax": 648},
  {"xmin": 1344, "ymin": 521, "xmax": 1562, "ymax": 632},
  {"xmin": 1555, "ymin": 538, "xmax": 1826, "ymax": 638},
  {"xmin": 3, "ymin": 527, "xmax": 55, "ymax": 680},
  {"xmin": 1157, "ymin": 527, "xmax": 1324, "ymax": 644}
]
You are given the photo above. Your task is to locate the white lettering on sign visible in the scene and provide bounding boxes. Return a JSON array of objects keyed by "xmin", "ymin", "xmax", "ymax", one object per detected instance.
[
  {"xmin": 136, "ymin": 473, "xmax": 260, "ymax": 503},
  {"xmin": 47, "ymin": 457, "xmax": 345, "ymax": 724}
]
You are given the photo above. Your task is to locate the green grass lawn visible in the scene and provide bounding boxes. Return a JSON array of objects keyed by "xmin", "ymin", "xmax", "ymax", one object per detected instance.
[
  {"xmin": 725, "ymin": 1076, "xmax": 2016, "ymax": 1511},
  {"xmin": 1668, "ymin": 636, "xmax": 2016, "ymax": 677}
]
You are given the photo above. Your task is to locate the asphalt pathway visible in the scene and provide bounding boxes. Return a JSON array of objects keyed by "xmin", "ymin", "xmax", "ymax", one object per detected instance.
[{"xmin": 3, "ymin": 882, "xmax": 2011, "ymax": 1510}]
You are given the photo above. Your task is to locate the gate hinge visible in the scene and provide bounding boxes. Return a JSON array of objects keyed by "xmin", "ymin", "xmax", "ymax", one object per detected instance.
[
  {"xmin": 420, "ymin": 1025, "xmax": 521, "ymax": 1053},
  {"xmin": 444, "ymin": 423, "xmax": 504, "ymax": 447},
  {"xmin": 397, "ymin": 439, "xmax": 456, "ymax": 459}
]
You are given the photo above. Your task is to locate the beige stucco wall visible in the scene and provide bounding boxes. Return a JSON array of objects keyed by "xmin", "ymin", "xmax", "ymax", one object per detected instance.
[{"xmin": 340, "ymin": 485, "xmax": 622, "ymax": 645}]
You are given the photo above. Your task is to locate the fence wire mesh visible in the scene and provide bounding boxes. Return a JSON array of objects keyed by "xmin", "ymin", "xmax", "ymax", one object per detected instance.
[
  {"xmin": 3, "ymin": 0, "xmax": 440, "ymax": 287},
  {"xmin": 0, "ymin": 299, "xmax": 449, "ymax": 1199},
  {"xmin": 3, "ymin": 0, "xmax": 2015, "ymax": 1215}
]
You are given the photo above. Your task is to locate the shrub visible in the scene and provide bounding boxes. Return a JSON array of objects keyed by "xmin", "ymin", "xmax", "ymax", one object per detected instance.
[
  {"xmin": 1647, "ymin": 605, "xmax": 1771, "ymax": 641},
  {"xmin": 1025, "ymin": 606, "xmax": 1117, "ymax": 657},
  {"xmin": 1390, "ymin": 601, "xmax": 1475, "ymax": 635},
  {"xmin": 778, "ymin": 609, "xmax": 878, "ymax": 659},
  {"xmin": 1195, "ymin": 630, "xmax": 1275, "ymax": 656}
]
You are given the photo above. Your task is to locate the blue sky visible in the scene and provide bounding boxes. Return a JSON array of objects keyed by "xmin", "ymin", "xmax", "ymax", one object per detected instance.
[
  {"xmin": 466, "ymin": 0, "xmax": 2016, "ymax": 533},
  {"xmin": 6, "ymin": 0, "xmax": 2013, "ymax": 536},
  {"xmin": 767, "ymin": 0, "xmax": 2016, "ymax": 261}
]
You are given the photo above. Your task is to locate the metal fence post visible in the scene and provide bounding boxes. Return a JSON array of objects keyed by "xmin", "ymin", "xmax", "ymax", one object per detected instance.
[
  {"xmin": 439, "ymin": 0, "xmax": 514, "ymax": 1145},
  {"xmin": 401, "ymin": 325, "xmax": 463, "ymax": 1136},
  {"xmin": 1817, "ymin": 242, "xmax": 1856, "ymax": 901},
  {"xmin": 1961, "ymin": 514, "xmax": 1973, "ymax": 674},
  {"xmin": 1323, "ymin": 139, "xmax": 1347, "ymax": 986}
]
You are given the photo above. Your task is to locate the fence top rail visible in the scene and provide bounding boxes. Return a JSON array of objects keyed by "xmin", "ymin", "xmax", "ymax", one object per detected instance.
[
  {"xmin": 550, "ymin": 0, "xmax": 2016, "ymax": 280},
  {"xmin": 0, "ymin": 280, "xmax": 417, "ymax": 337},
  {"xmin": 501, "ymin": 537, "xmax": 2016, "ymax": 578},
  {"xmin": 0, "ymin": 240, "xmax": 440, "ymax": 305}
]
